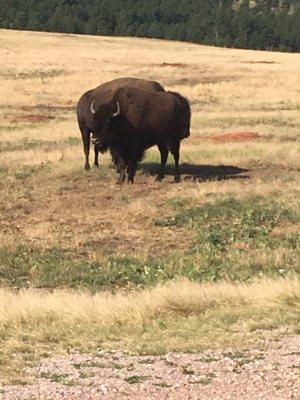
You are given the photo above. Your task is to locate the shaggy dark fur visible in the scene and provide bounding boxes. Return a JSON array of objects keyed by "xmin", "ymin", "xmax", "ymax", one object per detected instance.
[
  {"xmin": 76, "ymin": 77, "xmax": 164, "ymax": 170},
  {"xmin": 91, "ymin": 86, "xmax": 191, "ymax": 184}
]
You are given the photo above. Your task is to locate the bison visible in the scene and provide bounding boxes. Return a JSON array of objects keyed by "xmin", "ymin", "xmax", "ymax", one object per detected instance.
[
  {"xmin": 76, "ymin": 77, "xmax": 164, "ymax": 170},
  {"xmin": 90, "ymin": 86, "xmax": 191, "ymax": 184}
]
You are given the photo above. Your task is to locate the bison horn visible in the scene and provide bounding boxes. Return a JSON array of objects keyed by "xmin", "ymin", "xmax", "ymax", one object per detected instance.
[
  {"xmin": 90, "ymin": 100, "xmax": 96, "ymax": 114},
  {"xmin": 112, "ymin": 102, "xmax": 121, "ymax": 117}
]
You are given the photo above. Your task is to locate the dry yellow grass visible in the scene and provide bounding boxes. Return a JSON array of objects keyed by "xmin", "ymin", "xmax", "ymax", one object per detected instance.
[
  {"xmin": 0, "ymin": 29, "xmax": 300, "ymax": 384},
  {"xmin": 0, "ymin": 28, "xmax": 299, "ymax": 255},
  {"xmin": 0, "ymin": 277, "xmax": 299, "ymax": 384},
  {"xmin": 1, "ymin": 277, "xmax": 299, "ymax": 326},
  {"xmin": 1, "ymin": 28, "xmax": 300, "ymax": 144}
]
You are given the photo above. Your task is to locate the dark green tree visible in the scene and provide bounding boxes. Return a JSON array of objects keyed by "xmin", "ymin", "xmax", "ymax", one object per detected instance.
[{"xmin": 0, "ymin": 0, "xmax": 298, "ymax": 52}]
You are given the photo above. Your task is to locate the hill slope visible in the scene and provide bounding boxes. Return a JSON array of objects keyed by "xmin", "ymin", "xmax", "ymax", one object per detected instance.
[{"xmin": 1, "ymin": 0, "xmax": 300, "ymax": 51}]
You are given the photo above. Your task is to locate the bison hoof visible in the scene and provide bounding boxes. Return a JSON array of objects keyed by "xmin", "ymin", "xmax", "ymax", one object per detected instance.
[
  {"xmin": 93, "ymin": 163, "xmax": 99, "ymax": 168},
  {"xmin": 116, "ymin": 179, "xmax": 125, "ymax": 185},
  {"xmin": 84, "ymin": 165, "xmax": 91, "ymax": 171},
  {"xmin": 155, "ymin": 174, "xmax": 164, "ymax": 181},
  {"xmin": 173, "ymin": 176, "xmax": 181, "ymax": 183}
]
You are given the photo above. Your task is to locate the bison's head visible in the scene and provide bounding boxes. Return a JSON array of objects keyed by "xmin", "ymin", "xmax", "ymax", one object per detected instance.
[{"xmin": 90, "ymin": 100, "xmax": 121, "ymax": 148}]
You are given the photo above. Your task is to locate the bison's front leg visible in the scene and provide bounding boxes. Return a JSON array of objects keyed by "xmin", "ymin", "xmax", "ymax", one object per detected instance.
[
  {"xmin": 156, "ymin": 143, "xmax": 169, "ymax": 181},
  {"xmin": 116, "ymin": 158, "xmax": 126, "ymax": 184},
  {"xmin": 80, "ymin": 125, "xmax": 91, "ymax": 170},
  {"xmin": 93, "ymin": 145, "xmax": 99, "ymax": 167},
  {"xmin": 127, "ymin": 159, "xmax": 137, "ymax": 184},
  {"xmin": 110, "ymin": 149, "xmax": 120, "ymax": 172}
]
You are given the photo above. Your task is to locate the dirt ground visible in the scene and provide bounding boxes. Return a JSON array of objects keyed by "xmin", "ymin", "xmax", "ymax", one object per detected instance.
[{"xmin": 1, "ymin": 335, "xmax": 299, "ymax": 400}]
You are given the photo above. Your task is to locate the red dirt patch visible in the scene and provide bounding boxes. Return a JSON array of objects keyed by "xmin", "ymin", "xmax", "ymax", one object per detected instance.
[
  {"xmin": 11, "ymin": 114, "xmax": 54, "ymax": 123},
  {"xmin": 192, "ymin": 132, "xmax": 260, "ymax": 143},
  {"xmin": 212, "ymin": 132, "xmax": 260, "ymax": 142}
]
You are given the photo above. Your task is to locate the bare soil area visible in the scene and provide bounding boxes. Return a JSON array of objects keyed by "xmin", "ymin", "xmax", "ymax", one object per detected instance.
[
  {"xmin": 191, "ymin": 131, "xmax": 261, "ymax": 142},
  {"xmin": 10, "ymin": 114, "xmax": 55, "ymax": 123},
  {"xmin": 211, "ymin": 131, "xmax": 260, "ymax": 142},
  {"xmin": 2, "ymin": 336, "xmax": 299, "ymax": 400}
]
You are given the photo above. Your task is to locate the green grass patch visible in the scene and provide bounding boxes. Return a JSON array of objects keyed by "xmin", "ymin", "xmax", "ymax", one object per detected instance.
[
  {"xmin": 0, "ymin": 246, "xmax": 176, "ymax": 290},
  {"xmin": 154, "ymin": 381, "xmax": 172, "ymax": 388},
  {"xmin": 0, "ymin": 138, "xmax": 79, "ymax": 154},
  {"xmin": 156, "ymin": 195, "xmax": 299, "ymax": 246},
  {"xmin": 66, "ymin": 136, "xmax": 81, "ymax": 146},
  {"xmin": 198, "ymin": 116, "xmax": 300, "ymax": 129},
  {"xmin": 0, "ymin": 125, "xmax": 22, "ymax": 132},
  {"xmin": 39, "ymin": 372, "xmax": 69, "ymax": 382},
  {"xmin": 124, "ymin": 375, "xmax": 150, "ymax": 384},
  {"xmin": 0, "ymin": 196, "xmax": 299, "ymax": 290},
  {"xmin": 0, "ymin": 166, "xmax": 9, "ymax": 176},
  {"xmin": 14, "ymin": 163, "xmax": 51, "ymax": 180},
  {"xmin": 191, "ymin": 373, "xmax": 215, "ymax": 384},
  {"xmin": 182, "ymin": 366, "xmax": 195, "ymax": 375},
  {"xmin": 155, "ymin": 195, "xmax": 300, "ymax": 281},
  {"xmin": 0, "ymin": 139, "xmax": 43, "ymax": 153},
  {"xmin": 1, "ymin": 69, "xmax": 70, "ymax": 80}
]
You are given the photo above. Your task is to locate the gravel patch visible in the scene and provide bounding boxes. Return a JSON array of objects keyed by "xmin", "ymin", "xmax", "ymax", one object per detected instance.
[{"xmin": 1, "ymin": 336, "xmax": 299, "ymax": 400}]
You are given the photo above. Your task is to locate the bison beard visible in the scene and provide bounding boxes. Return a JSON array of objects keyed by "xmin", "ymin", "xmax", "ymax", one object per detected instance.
[{"xmin": 90, "ymin": 87, "xmax": 191, "ymax": 184}]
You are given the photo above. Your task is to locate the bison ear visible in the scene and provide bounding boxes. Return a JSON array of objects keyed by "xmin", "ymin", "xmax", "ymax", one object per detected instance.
[
  {"xmin": 90, "ymin": 100, "xmax": 96, "ymax": 114},
  {"xmin": 112, "ymin": 102, "xmax": 121, "ymax": 118}
]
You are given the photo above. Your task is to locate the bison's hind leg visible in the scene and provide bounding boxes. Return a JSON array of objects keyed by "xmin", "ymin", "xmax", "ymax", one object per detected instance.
[
  {"xmin": 156, "ymin": 143, "xmax": 169, "ymax": 181},
  {"xmin": 169, "ymin": 140, "xmax": 181, "ymax": 183}
]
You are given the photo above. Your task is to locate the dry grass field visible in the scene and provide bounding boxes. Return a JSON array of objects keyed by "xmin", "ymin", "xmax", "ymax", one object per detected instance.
[{"xmin": 0, "ymin": 29, "xmax": 299, "ymax": 387}]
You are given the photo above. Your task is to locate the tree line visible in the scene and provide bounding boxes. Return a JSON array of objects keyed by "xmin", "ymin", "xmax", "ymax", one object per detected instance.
[{"xmin": 1, "ymin": 0, "xmax": 299, "ymax": 52}]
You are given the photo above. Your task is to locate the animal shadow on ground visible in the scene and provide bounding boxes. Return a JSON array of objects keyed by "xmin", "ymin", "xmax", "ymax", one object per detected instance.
[{"xmin": 140, "ymin": 163, "xmax": 250, "ymax": 182}]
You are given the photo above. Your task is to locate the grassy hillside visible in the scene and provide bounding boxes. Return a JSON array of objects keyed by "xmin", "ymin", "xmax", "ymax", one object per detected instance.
[
  {"xmin": 0, "ymin": 29, "xmax": 299, "ymax": 384},
  {"xmin": 1, "ymin": 0, "xmax": 299, "ymax": 51}
]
